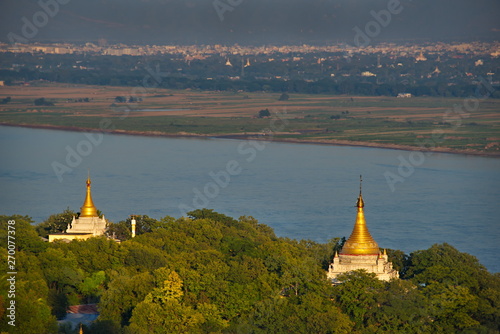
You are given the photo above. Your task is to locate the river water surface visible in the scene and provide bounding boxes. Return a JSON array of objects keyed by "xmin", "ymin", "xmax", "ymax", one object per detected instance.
[{"xmin": 1, "ymin": 125, "xmax": 499, "ymax": 272}]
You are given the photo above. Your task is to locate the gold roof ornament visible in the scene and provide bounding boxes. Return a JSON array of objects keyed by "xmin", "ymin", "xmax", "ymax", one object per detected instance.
[
  {"xmin": 340, "ymin": 176, "xmax": 380, "ymax": 255},
  {"xmin": 80, "ymin": 173, "xmax": 98, "ymax": 217}
]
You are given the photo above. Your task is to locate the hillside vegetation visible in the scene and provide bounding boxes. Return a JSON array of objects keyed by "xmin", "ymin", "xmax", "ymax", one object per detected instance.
[{"xmin": 1, "ymin": 210, "xmax": 499, "ymax": 333}]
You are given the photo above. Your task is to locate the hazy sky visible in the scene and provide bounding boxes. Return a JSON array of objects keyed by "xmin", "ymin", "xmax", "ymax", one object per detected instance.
[{"xmin": 1, "ymin": 0, "xmax": 499, "ymax": 45}]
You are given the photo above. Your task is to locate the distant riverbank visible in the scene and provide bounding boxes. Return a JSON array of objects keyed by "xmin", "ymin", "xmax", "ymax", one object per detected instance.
[{"xmin": 2, "ymin": 122, "xmax": 500, "ymax": 158}]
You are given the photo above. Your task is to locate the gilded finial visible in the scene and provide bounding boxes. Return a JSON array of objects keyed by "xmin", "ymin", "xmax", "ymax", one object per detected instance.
[
  {"xmin": 80, "ymin": 173, "xmax": 98, "ymax": 217},
  {"xmin": 356, "ymin": 175, "xmax": 364, "ymax": 208},
  {"xmin": 87, "ymin": 169, "xmax": 91, "ymax": 186}
]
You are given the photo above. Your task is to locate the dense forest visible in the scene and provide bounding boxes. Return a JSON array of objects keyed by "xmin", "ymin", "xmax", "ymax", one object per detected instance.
[{"xmin": 1, "ymin": 210, "xmax": 499, "ymax": 333}]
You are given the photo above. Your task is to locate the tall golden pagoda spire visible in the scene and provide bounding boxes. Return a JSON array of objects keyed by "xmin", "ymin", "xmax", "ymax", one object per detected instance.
[
  {"xmin": 340, "ymin": 176, "xmax": 380, "ymax": 255},
  {"xmin": 80, "ymin": 172, "xmax": 98, "ymax": 217}
]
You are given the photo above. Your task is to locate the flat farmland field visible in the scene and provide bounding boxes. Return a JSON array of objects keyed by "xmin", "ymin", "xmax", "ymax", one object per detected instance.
[{"xmin": 1, "ymin": 82, "xmax": 499, "ymax": 155}]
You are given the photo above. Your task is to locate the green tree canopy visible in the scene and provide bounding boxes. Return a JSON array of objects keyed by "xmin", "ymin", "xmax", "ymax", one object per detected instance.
[
  {"xmin": 2, "ymin": 211, "xmax": 498, "ymax": 333},
  {"xmin": 36, "ymin": 208, "xmax": 76, "ymax": 238}
]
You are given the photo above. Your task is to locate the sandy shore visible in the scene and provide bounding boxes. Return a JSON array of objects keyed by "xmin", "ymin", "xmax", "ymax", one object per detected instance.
[{"xmin": 2, "ymin": 122, "xmax": 499, "ymax": 158}]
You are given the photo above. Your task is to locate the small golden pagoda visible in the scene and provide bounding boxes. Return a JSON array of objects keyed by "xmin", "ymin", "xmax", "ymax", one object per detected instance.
[
  {"xmin": 327, "ymin": 177, "xmax": 399, "ymax": 282},
  {"xmin": 48, "ymin": 174, "xmax": 107, "ymax": 242},
  {"xmin": 340, "ymin": 184, "xmax": 380, "ymax": 255},
  {"xmin": 80, "ymin": 176, "xmax": 98, "ymax": 217}
]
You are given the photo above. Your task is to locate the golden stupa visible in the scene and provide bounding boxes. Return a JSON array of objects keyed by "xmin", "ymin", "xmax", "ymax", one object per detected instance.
[
  {"xmin": 327, "ymin": 176, "xmax": 399, "ymax": 282},
  {"xmin": 80, "ymin": 175, "xmax": 98, "ymax": 217},
  {"xmin": 48, "ymin": 173, "xmax": 107, "ymax": 242},
  {"xmin": 340, "ymin": 177, "xmax": 380, "ymax": 255}
]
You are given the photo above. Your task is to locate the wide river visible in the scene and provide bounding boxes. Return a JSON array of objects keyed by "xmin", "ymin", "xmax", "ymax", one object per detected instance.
[{"xmin": 1, "ymin": 125, "xmax": 499, "ymax": 272}]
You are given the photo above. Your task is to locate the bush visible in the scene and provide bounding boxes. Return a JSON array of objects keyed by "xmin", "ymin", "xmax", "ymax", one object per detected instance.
[
  {"xmin": 34, "ymin": 98, "xmax": 54, "ymax": 106},
  {"xmin": 258, "ymin": 108, "xmax": 271, "ymax": 118},
  {"xmin": 278, "ymin": 92, "xmax": 289, "ymax": 101}
]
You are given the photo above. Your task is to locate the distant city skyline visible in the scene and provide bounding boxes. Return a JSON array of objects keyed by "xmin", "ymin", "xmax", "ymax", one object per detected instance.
[
  {"xmin": 2, "ymin": 40, "xmax": 498, "ymax": 57},
  {"xmin": 1, "ymin": 0, "xmax": 499, "ymax": 45}
]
